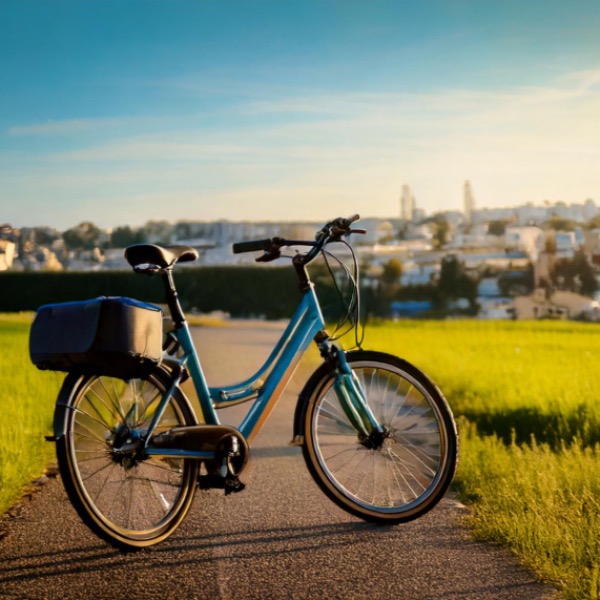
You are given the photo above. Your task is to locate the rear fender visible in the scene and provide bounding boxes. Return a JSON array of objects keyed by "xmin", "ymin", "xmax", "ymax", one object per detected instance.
[{"xmin": 51, "ymin": 372, "xmax": 89, "ymax": 441}]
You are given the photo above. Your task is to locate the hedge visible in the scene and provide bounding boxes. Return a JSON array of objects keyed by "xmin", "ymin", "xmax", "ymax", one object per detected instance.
[{"xmin": 0, "ymin": 267, "xmax": 341, "ymax": 320}]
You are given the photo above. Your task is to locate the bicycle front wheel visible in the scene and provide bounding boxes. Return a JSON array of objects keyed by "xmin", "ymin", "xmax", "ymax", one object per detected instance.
[
  {"xmin": 302, "ymin": 350, "xmax": 457, "ymax": 523},
  {"xmin": 55, "ymin": 368, "xmax": 199, "ymax": 550}
]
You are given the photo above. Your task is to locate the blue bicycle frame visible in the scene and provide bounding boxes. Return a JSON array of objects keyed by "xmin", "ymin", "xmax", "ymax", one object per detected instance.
[
  {"xmin": 143, "ymin": 284, "xmax": 382, "ymax": 460},
  {"xmin": 186, "ymin": 287, "xmax": 324, "ymax": 442}
]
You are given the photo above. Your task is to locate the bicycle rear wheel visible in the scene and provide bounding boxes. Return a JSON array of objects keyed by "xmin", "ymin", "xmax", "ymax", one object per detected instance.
[
  {"xmin": 302, "ymin": 350, "xmax": 457, "ymax": 523},
  {"xmin": 55, "ymin": 368, "xmax": 199, "ymax": 550}
]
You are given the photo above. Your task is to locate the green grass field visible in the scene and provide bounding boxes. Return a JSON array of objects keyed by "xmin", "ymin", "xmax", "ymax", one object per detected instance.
[
  {"xmin": 0, "ymin": 314, "xmax": 62, "ymax": 515},
  {"xmin": 363, "ymin": 320, "xmax": 600, "ymax": 600},
  {"xmin": 1, "ymin": 316, "xmax": 599, "ymax": 598}
]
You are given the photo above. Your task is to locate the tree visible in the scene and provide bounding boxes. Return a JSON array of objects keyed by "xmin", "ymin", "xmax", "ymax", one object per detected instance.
[
  {"xmin": 143, "ymin": 220, "xmax": 173, "ymax": 244},
  {"xmin": 497, "ymin": 265, "xmax": 535, "ymax": 297},
  {"xmin": 381, "ymin": 258, "xmax": 403, "ymax": 284},
  {"xmin": 585, "ymin": 215, "xmax": 600, "ymax": 230},
  {"xmin": 62, "ymin": 222, "xmax": 101, "ymax": 250},
  {"xmin": 552, "ymin": 250, "xmax": 597, "ymax": 296},
  {"xmin": 488, "ymin": 220, "xmax": 507, "ymax": 236},
  {"xmin": 435, "ymin": 254, "xmax": 478, "ymax": 312},
  {"xmin": 110, "ymin": 226, "xmax": 144, "ymax": 248},
  {"xmin": 33, "ymin": 227, "xmax": 59, "ymax": 246},
  {"xmin": 368, "ymin": 258, "xmax": 404, "ymax": 317},
  {"xmin": 546, "ymin": 215, "xmax": 577, "ymax": 232},
  {"xmin": 425, "ymin": 214, "xmax": 449, "ymax": 249}
]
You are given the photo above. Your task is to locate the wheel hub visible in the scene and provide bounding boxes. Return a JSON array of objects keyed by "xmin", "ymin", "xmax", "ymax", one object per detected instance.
[
  {"xmin": 107, "ymin": 427, "xmax": 146, "ymax": 470},
  {"xmin": 359, "ymin": 427, "xmax": 390, "ymax": 450}
]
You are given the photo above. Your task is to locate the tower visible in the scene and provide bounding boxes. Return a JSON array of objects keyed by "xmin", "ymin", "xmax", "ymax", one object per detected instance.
[
  {"xmin": 400, "ymin": 185, "xmax": 415, "ymax": 222},
  {"xmin": 464, "ymin": 180, "xmax": 475, "ymax": 226}
]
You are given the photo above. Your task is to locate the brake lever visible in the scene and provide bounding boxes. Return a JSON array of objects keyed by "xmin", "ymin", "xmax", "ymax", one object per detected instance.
[
  {"xmin": 330, "ymin": 226, "xmax": 366, "ymax": 239},
  {"xmin": 256, "ymin": 249, "xmax": 281, "ymax": 263}
]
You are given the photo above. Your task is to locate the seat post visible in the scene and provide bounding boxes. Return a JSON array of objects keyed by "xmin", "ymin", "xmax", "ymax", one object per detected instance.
[{"xmin": 161, "ymin": 269, "xmax": 186, "ymax": 327}]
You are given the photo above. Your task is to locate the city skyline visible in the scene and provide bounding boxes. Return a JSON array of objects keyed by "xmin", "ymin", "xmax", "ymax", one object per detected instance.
[
  {"xmin": 2, "ymin": 1, "xmax": 600, "ymax": 230},
  {"xmin": 5, "ymin": 194, "xmax": 599, "ymax": 236}
]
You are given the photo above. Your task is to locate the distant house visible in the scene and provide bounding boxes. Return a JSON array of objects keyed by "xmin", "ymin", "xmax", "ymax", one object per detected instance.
[
  {"xmin": 513, "ymin": 288, "xmax": 592, "ymax": 320},
  {"xmin": 504, "ymin": 226, "xmax": 545, "ymax": 261},
  {"xmin": 400, "ymin": 264, "xmax": 438, "ymax": 286},
  {"xmin": 554, "ymin": 231, "xmax": 578, "ymax": 259},
  {"xmin": 0, "ymin": 239, "xmax": 16, "ymax": 270},
  {"xmin": 477, "ymin": 277, "xmax": 514, "ymax": 320}
]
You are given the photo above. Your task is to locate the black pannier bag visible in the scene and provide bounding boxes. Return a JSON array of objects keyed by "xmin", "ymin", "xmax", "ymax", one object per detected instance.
[{"xmin": 29, "ymin": 296, "xmax": 163, "ymax": 377}]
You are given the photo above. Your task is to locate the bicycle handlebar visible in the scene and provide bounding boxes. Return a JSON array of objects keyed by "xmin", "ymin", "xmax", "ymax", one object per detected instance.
[
  {"xmin": 232, "ymin": 215, "xmax": 364, "ymax": 263},
  {"xmin": 232, "ymin": 239, "xmax": 274, "ymax": 254}
]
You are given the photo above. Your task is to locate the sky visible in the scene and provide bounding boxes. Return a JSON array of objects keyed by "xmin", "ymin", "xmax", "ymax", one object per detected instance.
[{"xmin": 1, "ymin": 0, "xmax": 600, "ymax": 230}]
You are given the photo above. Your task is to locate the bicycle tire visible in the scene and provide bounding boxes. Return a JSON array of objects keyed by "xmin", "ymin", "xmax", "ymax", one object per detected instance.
[
  {"xmin": 55, "ymin": 368, "xmax": 199, "ymax": 550},
  {"xmin": 301, "ymin": 350, "xmax": 457, "ymax": 523}
]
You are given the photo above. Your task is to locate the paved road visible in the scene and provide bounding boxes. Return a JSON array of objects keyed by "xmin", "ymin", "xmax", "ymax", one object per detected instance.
[{"xmin": 0, "ymin": 322, "xmax": 557, "ymax": 600}]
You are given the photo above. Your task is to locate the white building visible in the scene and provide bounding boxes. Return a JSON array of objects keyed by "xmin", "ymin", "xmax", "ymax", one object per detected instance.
[
  {"xmin": 554, "ymin": 231, "xmax": 578, "ymax": 259},
  {"xmin": 504, "ymin": 226, "xmax": 545, "ymax": 261},
  {"xmin": 0, "ymin": 239, "xmax": 15, "ymax": 270}
]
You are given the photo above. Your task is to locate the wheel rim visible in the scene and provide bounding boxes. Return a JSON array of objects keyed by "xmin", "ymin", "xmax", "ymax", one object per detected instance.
[
  {"xmin": 311, "ymin": 362, "xmax": 449, "ymax": 514},
  {"xmin": 67, "ymin": 375, "xmax": 193, "ymax": 538}
]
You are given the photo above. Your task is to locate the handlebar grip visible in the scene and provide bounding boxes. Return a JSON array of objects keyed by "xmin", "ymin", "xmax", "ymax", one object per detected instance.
[
  {"xmin": 232, "ymin": 239, "xmax": 272, "ymax": 254},
  {"xmin": 346, "ymin": 213, "xmax": 360, "ymax": 224}
]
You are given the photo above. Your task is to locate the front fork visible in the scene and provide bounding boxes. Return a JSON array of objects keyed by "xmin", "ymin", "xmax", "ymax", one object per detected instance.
[{"xmin": 329, "ymin": 346, "xmax": 385, "ymax": 442}]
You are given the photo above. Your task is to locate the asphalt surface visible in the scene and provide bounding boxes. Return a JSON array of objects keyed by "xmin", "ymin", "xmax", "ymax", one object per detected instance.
[{"xmin": 0, "ymin": 322, "xmax": 558, "ymax": 600}]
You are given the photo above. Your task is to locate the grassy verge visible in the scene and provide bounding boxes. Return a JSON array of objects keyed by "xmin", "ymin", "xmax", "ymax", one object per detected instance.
[
  {"xmin": 457, "ymin": 424, "xmax": 600, "ymax": 599},
  {"xmin": 361, "ymin": 319, "xmax": 600, "ymax": 600},
  {"xmin": 0, "ymin": 313, "xmax": 62, "ymax": 514}
]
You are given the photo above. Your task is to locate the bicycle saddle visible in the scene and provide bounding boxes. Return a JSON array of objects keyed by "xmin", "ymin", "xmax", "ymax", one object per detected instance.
[{"xmin": 125, "ymin": 244, "xmax": 199, "ymax": 269}]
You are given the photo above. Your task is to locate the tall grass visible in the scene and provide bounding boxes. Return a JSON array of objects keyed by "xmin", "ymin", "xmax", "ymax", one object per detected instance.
[
  {"xmin": 457, "ymin": 424, "xmax": 600, "ymax": 600},
  {"xmin": 362, "ymin": 319, "xmax": 600, "ymax": 599},
  {"xmin": 365, "ymin": 320, "xmax": 600, "ymax": 446},
  {"xmin": 0, "ymin": 314, "xmax": 61, "ymax": 514}
]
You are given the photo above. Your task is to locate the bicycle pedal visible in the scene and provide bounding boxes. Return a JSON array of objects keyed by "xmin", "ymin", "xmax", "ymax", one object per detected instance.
[
  {"xmin": 224, "ymin": 477, "xmax": 246, "ymax": 495},
  {"xmin": 197, "ymin": 473, "xmax": 246, "ymax": 495}
]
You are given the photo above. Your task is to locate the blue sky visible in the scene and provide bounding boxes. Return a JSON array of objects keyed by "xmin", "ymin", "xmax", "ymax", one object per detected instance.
[{"xmin": 2, "ymin": 1, "xmax": 600, "ymax": 229}]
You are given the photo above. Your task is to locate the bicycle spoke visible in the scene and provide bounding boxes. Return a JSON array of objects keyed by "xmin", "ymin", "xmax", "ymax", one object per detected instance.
[
  {"xmin": 307, "ymin": 355, "xmax": 456, "ymax": 520},
  {"xmin": 80, "ymin": 459, "xmax": 117, "ymax": 486},
  {"xmin": 72, "ymin": 402, "xmax": 116, "ymax": 433},
  {"xmin": 102, "ymin": 377, "xmax": 127, "ymax": 422},
  {"xmin": 74, "ymin": 452, "xmax": 112, "ymax": 464},
  {"xmin": 74, "ymin": 428, "xmax": 108, "ymax": 446},
  {"xmin": 387, "ymin": 450, "xmax": 420, "ymax": 500},
  {"xmin": 139, "ymin": 463, "xmax": 176, "ymax": 514},
  {"xmin": 89, "ymin": 380, "xmax": 124, "ymax": 426},
  {"xmin": 62, "ymin": 371, "xmax": 198, "ymax": 545},
  {"xmin": 73, "ymin": 419, "xmax": 109, "ymax": 445}
]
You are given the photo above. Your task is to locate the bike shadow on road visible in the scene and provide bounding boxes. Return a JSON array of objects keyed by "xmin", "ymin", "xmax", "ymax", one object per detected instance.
[
  {"xmin": 0, "ymin": 521, "xmax": 390, "ymax": 585},
  {"xmin": 0, "ymin": 499, "xmax": 557, "ymax": 600}
]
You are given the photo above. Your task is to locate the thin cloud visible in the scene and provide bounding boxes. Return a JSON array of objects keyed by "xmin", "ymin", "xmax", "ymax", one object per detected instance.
[
  {"xmin": 3, "ymin": 66, "xmax": 599, "ymax": 225},
  {"xmin": 8, "ymin": 118, "xmax": 118, "ymax": 137},
  {"xmin": 6, "ymin": 115, "xmax": 177, "ymax": 137}
]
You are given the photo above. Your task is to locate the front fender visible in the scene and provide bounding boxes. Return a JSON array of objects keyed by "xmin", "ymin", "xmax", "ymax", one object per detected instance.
[
  {"xmin": 291, "ymin": 359, "xmax": 335, "ymax": 444},
  {"xmin": 292, "ymin": 349, "xmax": 388, "ymax": 444}
]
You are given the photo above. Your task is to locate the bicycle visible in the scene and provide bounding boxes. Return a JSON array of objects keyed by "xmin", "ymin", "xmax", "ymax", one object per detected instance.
[{"xmin": 30, "ymin": 214, "xmax": 458, "ymax": 550}]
